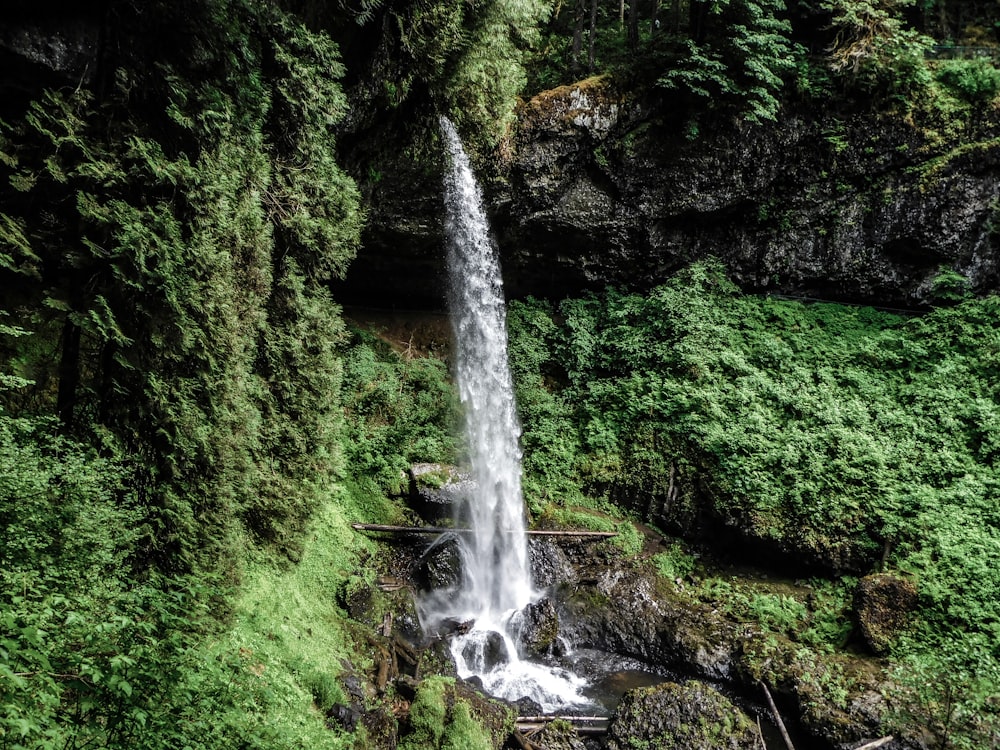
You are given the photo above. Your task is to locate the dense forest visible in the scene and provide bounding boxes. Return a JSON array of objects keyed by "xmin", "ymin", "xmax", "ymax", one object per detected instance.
[{"xmin": 1, "ymin": 0, "xmax": 999, "ymax": 747}]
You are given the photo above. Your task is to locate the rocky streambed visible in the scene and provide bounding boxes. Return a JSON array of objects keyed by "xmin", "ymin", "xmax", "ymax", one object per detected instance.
[{"xmin": 330, "ymin": 466, "xmax": 921, "ymax": 750}]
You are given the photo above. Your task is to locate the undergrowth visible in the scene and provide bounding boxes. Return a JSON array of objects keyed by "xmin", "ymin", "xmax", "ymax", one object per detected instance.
[{"xmin": 508, "ymin": 260, "xmax": 1000, "ymax": 746}]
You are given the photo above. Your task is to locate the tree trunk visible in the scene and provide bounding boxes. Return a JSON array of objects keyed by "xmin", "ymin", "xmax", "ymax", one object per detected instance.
[
  {"xmin": 572, "ymin": 0, "xmax": 586, "ymax": 74},
  {"xmin": 628, "ymin": 0, "xmax": 639, "ymax": 50},
  {"xmin": 588, "ymin": 0, "xmax": 598, "ymax": 71}
]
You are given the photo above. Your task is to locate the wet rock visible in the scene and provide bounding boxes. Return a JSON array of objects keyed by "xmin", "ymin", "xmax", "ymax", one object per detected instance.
[
  {"xmin": 408, "ymin": 463, "xmax": 473, "ymax": 523},
  {"xmin": 513, "ymin": 598, "xmax": 560, "ymax": 656},
  {"xmin": 414, "ymin": 537, "xmax": 463, "ymax": 591},
  {"xmin": 510, "ymin": 695, "xmax": 544, "ymax": 716},
  {"xmin": 342, "ymin": 73, "xmax": 1000, "ymax": 314},
  {"xmin": 460, "ymin": 630, "xmax": 511, "ymax": 672},
  {"xmin": 418, "ymin": 638, "xmax": 458, "ymax": 678},
  {"xmin": 326, "ymin": 702, "xmax": 362, "ymax": 732},
  {"xmin": 535, "ymin": 719, "xmax": 589, "ymax": 750},
  {"xmin": 854, "ymin": 573, "xmax": 919, "ymax": 655},
  {"xmin": 0, "ymin": 9, "xmax": 100, "ymax": 96},
  {"xmin": 562, "ymin": 567, "xmax": 742, "ymax": 681},
  {"xmin": 529, "ymin": 539, "xmax": 577, "ymax": 589},
  {"xmin": 606, "ymin": 680, "xmax": 759, "ymax": 750}
]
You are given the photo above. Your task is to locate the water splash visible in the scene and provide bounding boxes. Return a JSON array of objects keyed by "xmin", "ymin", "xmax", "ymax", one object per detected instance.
[{"xmin": 420, "ymin": 117, "xmax": 591, "ymax": 712}]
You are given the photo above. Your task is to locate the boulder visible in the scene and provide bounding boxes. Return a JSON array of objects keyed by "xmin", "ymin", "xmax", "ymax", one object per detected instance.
[
  {"xmin": 528, "ymin": 539, "xmax": 577, "ymax": 589},
  {"xmin": 606, "ymin": 680, "xmax": 759, "ymax": 750},
  {"xmin": 408, "ymin": 463, "xmax": 473, "ymax": 523},
  {"xmin": 414, "ymin": 537, "xmax": 463, "ymax": 592},
  {"xmin": 512, "ymin": 597, "xmax": 560, "ymax": 656},
  {"xmin": 534, "ymin": 718, "xmax": 589, "ymax": 750},
  {"xmin": 459, "ymin": 630, "xmax": 511, "ymax": 672},
  {"xmin": 854, "ymin": 573, "xmax": 919, "ymax": 655}
]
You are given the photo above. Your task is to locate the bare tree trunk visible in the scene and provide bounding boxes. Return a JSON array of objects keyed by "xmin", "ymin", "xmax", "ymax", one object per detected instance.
[
  {"xmin": 572, "ymin": 0, "xmax": 586, "ymax": 74},
  {"xmin": 588, "ymin": 0, "xmax": 598, "ymax": 71},
  {"xmin": 650, "ymin": 0, "xmax": 660, "ymax": 35},
  {"xmin": 628, "ymin": 0, "xmax": 639, "ymax": 49}
]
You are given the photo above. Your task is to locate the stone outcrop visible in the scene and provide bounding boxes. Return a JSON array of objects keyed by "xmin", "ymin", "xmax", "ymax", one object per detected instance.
[
  {"xmin": 606, "ymin": 680, "xmax": 759, "ymax": 750},
  {"xmin": 854, "ymin": 573, "xmax": 920, "ymax": 655},
  {"xmin": 339, "ymin": 75, "xmax": 1000, "ymax": 310},
  {"xmin": 407, "ymin": 463, "xmax": 472, "ymax": 523},
  {"xmin": 512, "ymin": 597, "xmax": 560, "ymax": 656},
  {"xmin": 0, "ymin": 5, "xmax": 101, "ymax": 99},
  {"xmin": 493, "ymin": 76, "xmax": 1000, "ymax": 307}
]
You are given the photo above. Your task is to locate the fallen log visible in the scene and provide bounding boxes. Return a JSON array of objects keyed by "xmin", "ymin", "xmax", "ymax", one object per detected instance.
[
  {"xmin": 515, "ymin": 722, "xmax": 608, "ymax": 735},
  {"xmin": 514, "ymin": 715, "xmax": 610, "ymax": 736},
  {"xmin": 351, "ymin": 523, "xmax": 618, "ymax": 539},
  {"xmin": 854, "ymin": 738, "xmax": 895, "ymax": 750}
]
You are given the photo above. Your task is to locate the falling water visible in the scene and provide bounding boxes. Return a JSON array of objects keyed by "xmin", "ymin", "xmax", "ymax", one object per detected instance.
[{"xmin": 421, "ymin": 117, "xmax": 590, "ymax": 712}]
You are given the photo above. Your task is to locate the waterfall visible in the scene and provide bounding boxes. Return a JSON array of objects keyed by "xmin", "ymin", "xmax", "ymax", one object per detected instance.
[{"xmin": 421, "ymin": 117, "xmax": 590, "ymax": 713}]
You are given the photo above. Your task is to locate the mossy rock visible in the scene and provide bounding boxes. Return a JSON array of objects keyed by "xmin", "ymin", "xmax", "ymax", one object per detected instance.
[
  {"xmin": 606, "ymin": 680, "xmax": 759, "ymax": 750},
  {"xmin": 854, "ymin": 573, "xmax": 918, "ymax": 655},
  {"xmin": 398, "ymin": 675, "xmax": 514, "ymax": 750},
  {"xmin": 513, "ymin": 597, "xmax": 559, "ymax": 656},
  {"xmin": 535, "ymin": 718, "xmax": 588, "ymax": 750}
]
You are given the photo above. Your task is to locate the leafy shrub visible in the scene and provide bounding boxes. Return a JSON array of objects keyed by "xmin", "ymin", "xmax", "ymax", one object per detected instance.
[
  {"xmin": 340, "ymin": 328, "xmax": 458, "ymax": 491},
  {"xmin": 935, "ymin": 58, "xmax": 1000, "ymax": 103},
  {"xmin": 508, "ymin": 261, "xmax": 1000, "ymax": 659},
  {"xmin": 653, "ymin": 543, "xmax": 698, "ymax": 581}
]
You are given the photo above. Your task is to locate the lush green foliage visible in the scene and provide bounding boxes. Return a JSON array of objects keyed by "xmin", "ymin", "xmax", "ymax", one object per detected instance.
[
  {"xmin": 398, "ymin": 677, "xmax": 497, "ymax": 750},
  {"xmin": 0, "ymin": 0, "xmax": 361, "ymax": 572},
  {"xmin": 0, "ymin": 1, "xmax": 372, "ymax": 745},
  {"xmin": 659, "ymin": 0, "xmax": 797, "ymax": 123},
  {"xmin": 511, "ymin": 266, "xmax": 1000, "ymax": 744},
  {"xmin": 340, "ymin": 328, "xmax": 459, "ymax": 492},
  {"xmin": 934, "ymin": 57, "xmax": 1000, "ymax": 103},
  {"xmin": 508, "ymin": 262, "xmax": 1000, "ymax": 659}
]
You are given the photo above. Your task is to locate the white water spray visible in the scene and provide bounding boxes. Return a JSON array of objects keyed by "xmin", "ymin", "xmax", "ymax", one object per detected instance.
[{"xmin": 421, "ymin": 117, "xmax": 590, "ymax": 712}]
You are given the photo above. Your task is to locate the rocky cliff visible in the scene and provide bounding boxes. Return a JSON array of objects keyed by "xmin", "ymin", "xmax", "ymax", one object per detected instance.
[{"xmin": 342, "ymin": 75, "xmax": 1000, "ymax": 308}]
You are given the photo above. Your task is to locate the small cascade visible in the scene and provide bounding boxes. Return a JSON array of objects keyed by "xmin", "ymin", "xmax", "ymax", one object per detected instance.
[{"xmin": 418, "ymin": 117, "xmax": 591, "ymax": 713}]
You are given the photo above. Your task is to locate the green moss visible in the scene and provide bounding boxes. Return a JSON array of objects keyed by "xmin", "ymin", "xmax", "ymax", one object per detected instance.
[
  {"xmin": 401, "ymin": 677, "xmax": 449, "ymax": 750},
  {"xmin": 441, "ymin": 702, "xmax": 492, "ymax": 750}
]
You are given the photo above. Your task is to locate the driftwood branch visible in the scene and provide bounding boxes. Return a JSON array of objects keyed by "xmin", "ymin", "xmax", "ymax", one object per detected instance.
[
  {"xmin": 514, "ymin": 715, "xmax": 609, "ymax": 736},
  {"xmin": 351, "ymin": 523, "xmax": 618, "ymax": 539},
  {"xmin": 854, "ymin": 738, "xmax": 895, "ymax": 750},
  {"xmin": 759, "ymin": 680, "xmax": 796, "ymax": 750}
]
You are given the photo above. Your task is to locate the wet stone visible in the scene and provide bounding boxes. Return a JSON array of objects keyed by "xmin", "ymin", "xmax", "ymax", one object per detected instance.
[
  {"xmin": 514, "ymin": 597, "xmax": 560, "ymax": 656},
  {"xmin": 414, "ymin": 538, "xmax": 462, "ymax": 591},
  {"xmin": 461, "ymin": 630, "xmax": 510, "ymax": 672},
  {"xmin": 529, "ymin": 539, "xmax": 577, "ymax": 589},
  {"xmin": 854, "ymin": 573, "xmax": 918, "ymax": 655},
  {"xmin": 606, "ymin": 680, "xmax": 759, "ymax": 750},
  {"xmin": 408, "ymin": 463, "xmax": 473, "ymax": 522}
]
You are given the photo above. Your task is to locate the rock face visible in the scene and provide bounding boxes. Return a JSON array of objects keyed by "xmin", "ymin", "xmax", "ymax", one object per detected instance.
[
  {"xmin": 606, "ymin": 680, "xmax": 759, "ymax": 750},
  {"xmin": 408, "ymin": 463, "xmax": 472, "ymax": 523},
  {"xmin": 340, "ymin": 75, "xmax": 1000, "ymax": 309},
  {"xmin": 512, "ymin": 597, "xmax": 560, "ymax": 656},
  {"xmin": 493, "ymin": 76, "xmax": 1000, "ymax": 307},
  {"xmin": 854, "ymin": 573, "xmax": 919, "ymax": 655},
  {"xmin": 0, "ymin": 5, "xmax": 101, "ymax": 100}
]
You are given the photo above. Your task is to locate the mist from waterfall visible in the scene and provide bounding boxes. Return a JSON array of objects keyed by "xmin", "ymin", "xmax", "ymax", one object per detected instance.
[{"xmin": 419, "ymin": 117, "xmax": 590, "ymax": 712}]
